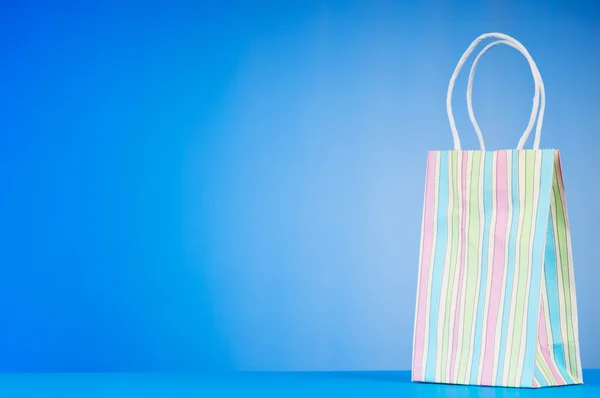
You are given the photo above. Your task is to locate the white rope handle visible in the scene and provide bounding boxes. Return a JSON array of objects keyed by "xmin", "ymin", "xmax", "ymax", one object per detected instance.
[
  {"xmin": 447, "ymin": 33, "xmax": 545, "ymax": 150},
  {"xmin": 466, "ymin": 40, "xmax": 545, "ymax": 150}
]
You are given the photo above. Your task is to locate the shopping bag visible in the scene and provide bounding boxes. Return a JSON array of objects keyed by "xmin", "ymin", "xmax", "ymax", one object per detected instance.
[{"xmin": 411, "ymin": 33, "xmax": 583, "ymax": 388}]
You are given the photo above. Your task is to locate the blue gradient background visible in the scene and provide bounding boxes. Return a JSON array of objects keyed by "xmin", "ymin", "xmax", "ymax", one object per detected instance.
[{"xmin": 0, "ymin": 0, "xmax": 599, "ymax": 372}]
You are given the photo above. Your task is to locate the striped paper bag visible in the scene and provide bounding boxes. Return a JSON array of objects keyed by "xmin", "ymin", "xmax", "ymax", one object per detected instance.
[{"xmin": 411, "ymin": 33, "xmax": 583, "ymax": 388}]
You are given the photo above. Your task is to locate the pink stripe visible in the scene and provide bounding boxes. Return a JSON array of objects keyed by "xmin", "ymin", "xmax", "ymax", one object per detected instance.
[
  {"xmin": 480, "ymin": 151, "xmax": 508, "ymax": 384},
  {"xmin": 412, "ymin": 152, "xmax": 437, "ymax": 380},
  {"xmin": 533, "ymin": 378, "xmax": 540, "ymax": 388},
  {"xmin": 448, "ymin": 152, "xmax": 469, "ymax": 380},
  {"xmin": 538, "ymin": 303, "xmax": 566, "ymax": 384}
]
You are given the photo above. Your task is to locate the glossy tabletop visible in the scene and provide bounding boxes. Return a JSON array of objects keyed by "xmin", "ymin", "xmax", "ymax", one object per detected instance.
[{"xmin": 0, "ymin": 370, "xmax": 598, "ymax": 397}]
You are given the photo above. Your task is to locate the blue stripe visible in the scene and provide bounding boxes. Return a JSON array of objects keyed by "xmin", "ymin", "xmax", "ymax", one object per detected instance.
[
  {"xmin": 468, "ymin": 152, "xmax": 492, "ymax": 384},
  {"xmin": 520, "ymin": 150, "xmax": 556, "ymax": 386},
  {"xmin": 424, "ymin": 151, "xmax": 449, "ymax": 381},
  {"xmin": 543, "ymin": 194, "xmax": 575, "ymax": 384},
  {"xmin": 534, "ymin": 365, "xmax": 550, "ymax": 387},
  {"xmin": 495, "ymin": 151, "xmax": 520, "ymax": 385}
]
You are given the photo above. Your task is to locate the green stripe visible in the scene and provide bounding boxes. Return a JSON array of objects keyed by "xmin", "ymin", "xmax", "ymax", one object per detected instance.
[
  {"xmin": 552, "ymin": 158, "xmax": 576, "ymax": 376},
  {"xmin": 535, "ymin": 350, "xmax": 556, "ymax": 385},
  {"xmin": 440, "ymin": 152, "xmax": 460, "ymax": 377},
  {"xmin": 456, "ymin": 151, "xmax": 482, "ymax": 384},
  {"xmin": 509, "ymin": 151, "xmax": 536, "ymax": 385},
  {"xmin": 535, "ymin": 354, "xmax": 552, "ymax": 386}
]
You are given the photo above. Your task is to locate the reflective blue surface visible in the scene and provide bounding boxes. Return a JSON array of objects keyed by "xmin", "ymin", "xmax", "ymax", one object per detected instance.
[{"xmin": 0, "ymin": 371, "xmax": 597, "ymax": 397}]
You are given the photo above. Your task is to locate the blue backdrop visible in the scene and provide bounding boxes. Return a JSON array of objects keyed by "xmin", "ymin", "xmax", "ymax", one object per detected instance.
[{"xmin": 0, "ymin": 0, "xmax": 599, "ymax": 372}]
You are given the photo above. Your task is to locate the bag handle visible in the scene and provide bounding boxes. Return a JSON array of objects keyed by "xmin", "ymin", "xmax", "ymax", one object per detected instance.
[
  {"xmin": 446, "ymin": 33, "xmax": 546, "ymax": 150},
  {"xmin": 466, "ymin": 39, "xmax": 545, "ymax": 151}
]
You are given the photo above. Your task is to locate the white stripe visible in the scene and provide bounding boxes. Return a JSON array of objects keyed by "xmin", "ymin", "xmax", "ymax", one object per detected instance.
[
  {"xmin": 493, "ymin": 150, "xmax": 513, "ymax": 383},
  {"xmin": 420, "ymin": 152, "xmax": 441, "ymax": 377},
  {"xmin": 435, "ymin": 151, "xmax": 455, "ymax": 383},
  {"xmin": 503, "ymin": 149, "xmax": 527, "ymax": 386},
  {"xmin": 445, "ymin": 151, "xmax": 463, "ymax": 382},
  {"xmin": 477, "ymin": 151, "xmax": 498, "ymax": 384}
]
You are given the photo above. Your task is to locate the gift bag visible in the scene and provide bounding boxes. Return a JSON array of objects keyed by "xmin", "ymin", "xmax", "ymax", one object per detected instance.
[{"xmin": 411, "ymin": 33, "xmax": 583, "ymax": 388}]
